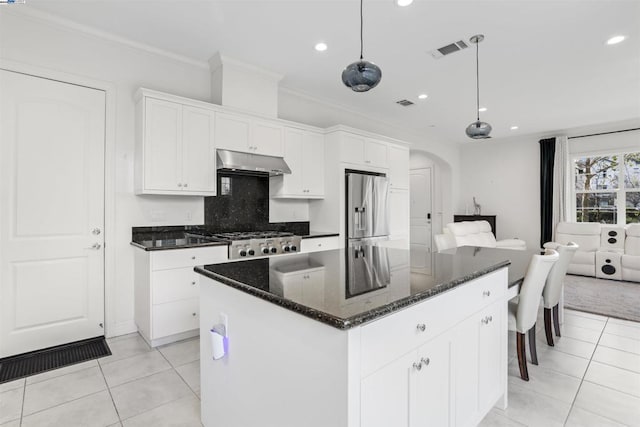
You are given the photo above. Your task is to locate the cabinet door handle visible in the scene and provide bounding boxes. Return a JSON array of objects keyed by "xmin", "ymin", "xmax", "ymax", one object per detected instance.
[
  {"xmin": 483, "ymin": 290, "xmax": 491, "ymax": 297},
  {"xmin": 192, "ymin": 312, "xmax": 197, "ymax": 317},
  {"xmin": 420, "ymin": 357, "xmax": 430, "ymax": 366},
  {"xmin": 191, "ymin": 281, "xmax": 196, "ymax": 285},
  {"xmin": 416, "ymin": 323, "xmax": 426, "ymax": 332},
  {"xmin": 177, "ymin": 183, "xmax": 182, "ymax": 187},
  {"xmin": 413, "ymin": 362, "xmax": 423, "ymax": 371},
  {"xmin": 481, "ymin": 315, "xmax": 493, "ymax": 324},
  {"xmin": 183, "ymin": 183, "xmax": 188, "ymax": 188},
  {"xmin": 191, "ymin": 256, "xmax": 196, "ymax": 260}
]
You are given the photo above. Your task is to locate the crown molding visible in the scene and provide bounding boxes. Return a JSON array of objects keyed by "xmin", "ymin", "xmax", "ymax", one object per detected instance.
[{"xmin": 5, "ymin": 7, "xmax": 209, "ymax": 70}]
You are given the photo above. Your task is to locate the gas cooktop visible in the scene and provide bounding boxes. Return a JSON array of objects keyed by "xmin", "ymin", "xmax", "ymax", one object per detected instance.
[{"xmin": 188, "ymin": 230, "xmax": 302, "ymax": 259}]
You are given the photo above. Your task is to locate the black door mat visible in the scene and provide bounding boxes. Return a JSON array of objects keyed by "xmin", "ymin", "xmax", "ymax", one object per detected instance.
[{"xmin": 0, "ymin": 336, "xmax": 111, "ymax": 384}]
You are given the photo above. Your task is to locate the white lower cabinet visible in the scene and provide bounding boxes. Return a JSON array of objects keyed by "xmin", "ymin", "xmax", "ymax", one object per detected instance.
[
  {"xmin": 361, "ymin": 333, "xmax": 452, "ymax": 427},
  {"xmin": 358, "ymin": 270, "xmax": 507, "ymax": 427},
  {"xmin": 134, "ymin": 245, "xmax": 227, "ymax": 347}
]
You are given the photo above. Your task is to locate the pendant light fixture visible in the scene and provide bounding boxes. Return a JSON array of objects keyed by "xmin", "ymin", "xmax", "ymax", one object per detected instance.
[
  {"xmin": 465, "ymin": 34, "xmax": 492, "ymax": 139},
  {"xmin": 341, "ymin": 0, "xmax": 382, "ymax": 92}
]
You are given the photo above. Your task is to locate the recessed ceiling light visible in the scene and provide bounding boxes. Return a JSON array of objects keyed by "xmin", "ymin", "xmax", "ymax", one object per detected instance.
[
  {"xmin": 314, "ymin": 42, "xmax": 328, "ymax": 52},
  {"xmin": 418, "ymin": 94, "xmax": 428, "ymax": 100},
  {"xmin": 606, "ymin": 35, "xmax": 626, "ymax": 45},
  {"xmin": 510, "ymin": 126, "xmax": 519, "ymax": 130},
  {"xmin": 478, "ymin": 107, "xmax": 487, "ymax": 112},
  {"xmin": 396, "ymin": 0, "xmax": 414, "ymax": 6}
]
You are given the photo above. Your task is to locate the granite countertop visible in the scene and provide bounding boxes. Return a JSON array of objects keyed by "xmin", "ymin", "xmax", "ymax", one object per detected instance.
[{"xmin": 195, "ymin": 246, "xmax": 523, "ymax": 330}]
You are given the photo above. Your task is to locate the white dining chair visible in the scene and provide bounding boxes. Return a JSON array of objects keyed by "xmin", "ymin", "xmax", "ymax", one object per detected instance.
[
  {"xmin": 433, "ymin": 233, "xmax": 457, "ymax": 252},
  {"xmin": 508, "ymin": 249, "xmax": 559, "ymax": 381},
  {"xmin": 541, "ymin": 242, "xmax": 579, "ymax": 346}
]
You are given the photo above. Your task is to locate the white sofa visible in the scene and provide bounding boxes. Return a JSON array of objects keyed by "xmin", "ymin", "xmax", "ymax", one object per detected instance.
[
  {"xmin": 555, "ymin": 222, "xmax": 601, "ymax": 276},
  {"xmin": 554, "ymin": 221, "xmax": 639, "ymax": 283},
  {"xmin": 445, "ymin": 220, "xmax": 526, "ymax": 250},
  {"xmin": 622, "ymin": 224, "xmax": 640, "ymax": 282}
]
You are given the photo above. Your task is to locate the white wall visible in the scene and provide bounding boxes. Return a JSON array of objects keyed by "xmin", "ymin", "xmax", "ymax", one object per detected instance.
[
  {"xmin": 1, "ymin": 10, "xmax": 212, "ymax": 336},
  {"xmin": 458, "ymin": 137, "xmax": 540, "ymax": 249}
]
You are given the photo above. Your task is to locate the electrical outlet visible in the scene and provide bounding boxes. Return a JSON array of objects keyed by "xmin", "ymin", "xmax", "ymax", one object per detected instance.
[{"xmin": 186, "ymin": 211, "xmax": 193, "ymax": 221}]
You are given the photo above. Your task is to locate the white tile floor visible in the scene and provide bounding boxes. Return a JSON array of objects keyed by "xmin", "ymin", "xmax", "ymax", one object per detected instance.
[{"xmin": 1, "ymin": 308, "xmax": 639, "ymax": 426}]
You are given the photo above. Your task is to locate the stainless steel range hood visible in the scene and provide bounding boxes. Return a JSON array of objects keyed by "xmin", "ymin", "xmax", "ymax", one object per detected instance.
[{"xmin": 216, "ymin": 149, "xmax": 291, "ymax": 176}]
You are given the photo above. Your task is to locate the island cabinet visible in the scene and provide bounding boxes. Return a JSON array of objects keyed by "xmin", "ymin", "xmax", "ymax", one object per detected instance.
[
  {"xmin": 214, "ymin": 111, "xmax": 283, "ymax": 157},
  {"xmin": 198, "ymin": 264, "xmax": 508, "ymax": 427},
  {"xmin": 135, "ymin": 90, "xmax": 217, "ymax": 196},
  {"xmin": 270, "ymin": 127, "xmax": 325, "ymax": 198}
]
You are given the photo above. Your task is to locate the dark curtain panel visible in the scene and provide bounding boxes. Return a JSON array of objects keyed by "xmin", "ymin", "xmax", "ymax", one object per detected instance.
[{"xmin": 539, "ymin": 138, "xmax": 556, "ymax": 248}]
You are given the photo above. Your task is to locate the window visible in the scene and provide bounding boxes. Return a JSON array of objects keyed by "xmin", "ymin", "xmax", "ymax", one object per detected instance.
[{"xmin": 574, "ymin": 152, "xmax": 640, "ymax": 224}]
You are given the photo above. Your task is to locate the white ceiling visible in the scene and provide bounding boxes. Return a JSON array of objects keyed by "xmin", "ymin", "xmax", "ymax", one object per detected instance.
[{"xmin": 24, "ymin": 0, "xmax": 640, "ymax": 144}]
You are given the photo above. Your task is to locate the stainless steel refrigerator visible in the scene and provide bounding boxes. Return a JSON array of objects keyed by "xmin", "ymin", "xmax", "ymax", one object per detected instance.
[{"xmin": 345, "ymin": 170, "xmax": 391, "ymax": 298}]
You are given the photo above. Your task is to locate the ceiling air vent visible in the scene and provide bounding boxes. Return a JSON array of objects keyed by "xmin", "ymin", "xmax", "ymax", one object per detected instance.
[
  {"xmin": 396, "ymin": 99, "xmax": 414, "ymax": 107},
  {"xmin": 429, "ymin": 40, "xmax": 469, "ymax": 59}
]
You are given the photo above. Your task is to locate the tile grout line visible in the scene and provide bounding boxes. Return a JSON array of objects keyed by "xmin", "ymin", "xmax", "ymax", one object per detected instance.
[
  {"xmin": 562, "ymin": 317, "xmax": 609, "ymax": 426},
  {"xmin": 19, "ymin": 377, "xmax": 26, "ymax": 427},
  {"xmin": 97, "ymin": 356, "xmax": 123, "ymax": 423},
  {"xmin": 156, "ymin": 346, "xmax": 201, "ymax": 399}
]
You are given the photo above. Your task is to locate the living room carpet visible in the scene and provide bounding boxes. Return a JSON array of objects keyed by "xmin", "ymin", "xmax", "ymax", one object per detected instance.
[{"xmin": 564, "ymin": 274, "xmax": 640, "ymax": 322}]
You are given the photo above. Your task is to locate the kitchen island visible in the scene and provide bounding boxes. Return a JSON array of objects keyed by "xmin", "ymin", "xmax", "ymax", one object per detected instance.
[{"xmin": 195, "ymin": 246, "xmax": 515, "ymax": 427}]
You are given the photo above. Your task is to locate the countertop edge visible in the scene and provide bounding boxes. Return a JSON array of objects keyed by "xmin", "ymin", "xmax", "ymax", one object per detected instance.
[
  {"xmin": 195, "ymin": 260, "xmax": 511, "ymax": 330},
  {"xmin": 130, "ymin": 241, "xmax": 229, "ymax": 251},
  {"xmin": 301, "ymin": 232, "xmax": 340, "ymax": 239}
]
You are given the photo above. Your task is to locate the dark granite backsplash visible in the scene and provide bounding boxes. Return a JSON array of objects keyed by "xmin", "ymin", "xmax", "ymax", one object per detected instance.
[
  {"xmin": 205, "ymin": 172, "xmax": 269, "ymax": 231},
  {"xmin": 132, "ymin": 172, "xmax": 309, "ymax": 242}
]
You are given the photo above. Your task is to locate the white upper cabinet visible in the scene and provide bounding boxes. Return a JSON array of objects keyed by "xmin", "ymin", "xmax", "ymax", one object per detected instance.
[
  {"xmin": 270, "ymin": 127, "xmax": 325, "ymax": 198},
  {"xmin": 136, "ymin": 93, "xmax": 216, "ymax": 196},
  {"xmin": 215, "ymin": 112, "xmax": 283, "ymax": 157},
  {"xmin": 336, "ymin": 132, "xmax": 389, "ymax": 169},
  {"xmin": 364, "ymin": 138, "xmax": 389, "ymax": 168},
  {"xmin": 388, "ymin": 145, "xmax": 410, "ymax": 190}
]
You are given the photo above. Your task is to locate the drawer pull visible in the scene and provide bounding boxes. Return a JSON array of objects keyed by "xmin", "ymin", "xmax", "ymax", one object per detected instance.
[
  {"xmin": 483, "ymin": 290, "xmax": 491, "ymax": 297},
  {"xmin": 413, "ymin": 362, "xmax": 423, "ymax": 371},
  {"xmin": 191, "ymin": 256, "xmax": 196, "ymax": 260},
  {"xmin": 420, "ymin": 357, "xmax": 430, "ymax": 366},
  {"xmin": 416, "ymin": 323, "xmax": 426, "ymax": 332},
  {"xmin": 192, "ymin": 312, "xmax": 197, "ymax": 317},
  {"xmin": 191, "ymin": 281, "xmax": 196, "ymax": 285},
  {"xmin": 481, "ymin": 315, "xmax": 493, "ymax": 325}
]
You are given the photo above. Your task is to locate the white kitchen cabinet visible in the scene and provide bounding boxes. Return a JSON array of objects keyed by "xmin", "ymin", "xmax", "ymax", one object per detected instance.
[
  {"xmin": 389, "ymin": 145, "xmax": 410, "ymax": 190},
  {"xmin": 337, "ymin": 133, "xmax": 389, "ymax": 169},
  {"xmin": 272, "ymin": 266, "xmax": 325, "ymax": 307},
  {"xmin": 412, "ymin": 334, "xmax": 453, "ymax": 426},
  {"xmin": 364, "ymin": 138, "xmax": 389, "ymax": 168},
  {"xmin": 300, "ymin": 236, "xmax": 342, "ymax": 253},
  {"xmin": 360, "ymin": 350, "xmax": 414, "ymax": 427},
  {"xmin": 389, "ymin": 188, "xmax": 410, "ymax": 239},
  {"xmin": 270, "ymin": 127, "xmax": 325, "ymax": 198},
  {"xmin": 135, "ymin": 93, "xmax": 216, "ymax": 196},
  {"xmin": 215, "ymin": 112, "xmax": 283, "ymax": 156},
  {"xmin": 134, "ymin": 245, "xmax": 227, "ymax": 347}
]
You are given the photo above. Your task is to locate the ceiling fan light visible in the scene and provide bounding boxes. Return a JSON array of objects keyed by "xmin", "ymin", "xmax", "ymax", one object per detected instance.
[
  {"xmin": 342, "ymin": 60, "xmax": 382, "ymax": 92},
  {"xmin": 465, "ymin": 121, "xmax": 492, "ymax": 139}
]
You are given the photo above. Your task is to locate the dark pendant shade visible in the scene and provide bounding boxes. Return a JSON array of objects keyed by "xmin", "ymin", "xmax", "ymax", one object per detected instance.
[
  {"xmin": 465, "ymin": 120, "xmax": 492, "ymax": 139},
  {"xmin": 342, "ymin": 60, "xmax": 382, "ymax": 92}
]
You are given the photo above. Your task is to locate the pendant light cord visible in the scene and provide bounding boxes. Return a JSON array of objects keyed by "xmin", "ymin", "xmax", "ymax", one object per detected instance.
[
  {"xmin": 360, "ymin": 0, "xmax": 364, "ymax": 60},
  {"xmin": 475, "ymin": 41, "xmax": 480, "ymax": 121}
]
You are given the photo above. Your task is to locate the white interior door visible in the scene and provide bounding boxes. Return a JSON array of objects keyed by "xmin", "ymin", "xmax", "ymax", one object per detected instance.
[
  {"xmin": 0, "ymin": 70, "xmax": 106, "ymax": 358},
  {"xmin": 410, "ymin": 167, "xmax": 432, "ymax": 275}
]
